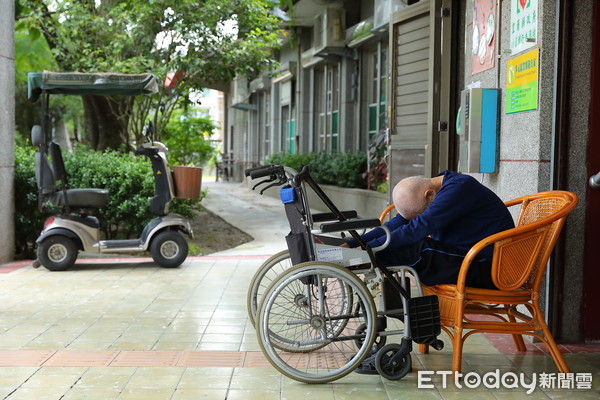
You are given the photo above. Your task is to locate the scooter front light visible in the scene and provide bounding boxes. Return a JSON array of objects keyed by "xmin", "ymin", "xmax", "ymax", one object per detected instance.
[{"xmin": 43, "ymin": 217, "xmax": 55, "ymax": 230}]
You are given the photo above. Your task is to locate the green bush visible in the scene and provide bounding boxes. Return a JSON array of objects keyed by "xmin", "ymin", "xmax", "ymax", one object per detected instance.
[
  {"xmin": 162, "ymin": 111, "xmax": 218, "ymax": 167},
  {"xmin": 263, "ymin": 152, "xmax": 367, "ymax": 189},
  {"xmin": 14, "ymin": 144, "xmax": 42, "ymax": 258},
  {"xmin": 14, "ymin": 142, "xmax": 200, "ymax": 258}
]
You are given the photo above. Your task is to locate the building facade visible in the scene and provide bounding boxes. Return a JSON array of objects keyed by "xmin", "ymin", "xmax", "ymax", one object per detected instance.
[{"xmin": 222, "ymin": 0, "xmax": 599, "ymax": 343}]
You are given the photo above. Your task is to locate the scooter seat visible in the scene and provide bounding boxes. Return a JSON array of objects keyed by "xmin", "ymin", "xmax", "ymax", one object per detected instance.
[{"xmin": 49, "ymin": 188, "xmax": 109, "ymax": 209}]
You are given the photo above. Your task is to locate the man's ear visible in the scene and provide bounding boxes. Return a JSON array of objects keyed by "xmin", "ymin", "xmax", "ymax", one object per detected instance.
[{"xmin": 425, "ymin": 188, "xmax": 436, "ymax": 201}]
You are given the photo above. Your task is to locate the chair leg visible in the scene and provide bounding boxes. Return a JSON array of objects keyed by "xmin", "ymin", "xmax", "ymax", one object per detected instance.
[
  {"xmin": 418, "ymin": 343, "xmax": 429, "ymax": 354},
  {"xmin": 451, "ymin": 328, "xmax": 464, "ymax": 376},
  {"xmin": 541, "ymin": 325, "xmax": 570, "ymax": 373},
  {"xmin": 507, "ymin": 313, "xmax": 527, "ymax": 351}
]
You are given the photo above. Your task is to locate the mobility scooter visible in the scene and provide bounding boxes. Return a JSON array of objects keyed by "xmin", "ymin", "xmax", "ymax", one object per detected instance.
[{"xmin": 28, "ymin": 71, "xmax": 193, "ymax": 271}]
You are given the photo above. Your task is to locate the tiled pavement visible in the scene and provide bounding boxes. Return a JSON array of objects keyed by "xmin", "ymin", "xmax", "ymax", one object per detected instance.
[{"xmin": 0, "ymin": 180, "xmax": 598, "ymax": 399}]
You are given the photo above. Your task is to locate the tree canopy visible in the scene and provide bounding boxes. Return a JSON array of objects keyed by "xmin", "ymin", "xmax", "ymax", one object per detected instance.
[{"xmin": 17, "ymin": 0, "xmax": 283, "ymax": 150}]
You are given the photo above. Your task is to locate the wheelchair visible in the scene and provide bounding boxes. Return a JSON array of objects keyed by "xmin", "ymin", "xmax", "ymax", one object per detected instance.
[{"xmin": 245, "ymin": 165, "xmax": 443, "ymax": 384}]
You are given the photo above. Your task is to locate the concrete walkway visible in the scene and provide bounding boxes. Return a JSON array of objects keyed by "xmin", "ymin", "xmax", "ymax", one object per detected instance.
[
  {"xmin": 200, "ymin": 180, "xmax": 289, "ymax": 256},
  {"xmin": 0, "ymin": 179, "xmax": 598, "ymax": 399}
]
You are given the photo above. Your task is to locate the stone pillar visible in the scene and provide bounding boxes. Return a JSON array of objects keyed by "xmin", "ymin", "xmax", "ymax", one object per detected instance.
[{"xmin": 0, "ymin": 0, "xmax": 15, "ymax": 263}]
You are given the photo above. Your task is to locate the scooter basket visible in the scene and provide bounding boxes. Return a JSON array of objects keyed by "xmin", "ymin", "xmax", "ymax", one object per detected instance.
[
  {"xmin": 172, "ymin": 166, "xmax": 202, "ymax": 199},
  {"xmin": 407, "ymin": 295, "xmax": 441, "ymax": 343}
]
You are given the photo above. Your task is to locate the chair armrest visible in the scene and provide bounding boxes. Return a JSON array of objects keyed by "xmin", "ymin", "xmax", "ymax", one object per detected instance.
[
  {"xmin": 318, "ymin": 218, "xmax": 381, "ymax": 233},
  {"xmin": 312, "ymin": 210, "xmax": 358, "ymax": 223}
]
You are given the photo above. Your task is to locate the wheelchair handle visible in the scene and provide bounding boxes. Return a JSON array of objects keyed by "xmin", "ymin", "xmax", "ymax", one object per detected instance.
[
  {"xmin": 292, "ymin": 165, "xmax": 311, "ymax": 187},
  {"xmin": 590, "ymin": 171, "xmax": 600, "ymax": 189},
  {"xmin": 245, "ymin": 165, "xmax": 272, "ymax": 177},
  {"xmin": 245, "ymin": 165, "xmax": 285, "ymax": 180}
]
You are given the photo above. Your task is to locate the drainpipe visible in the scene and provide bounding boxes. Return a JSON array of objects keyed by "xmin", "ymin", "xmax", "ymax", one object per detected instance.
[
  {"xmin": 0, "ymin": 0, "xmax": 15, "ymax": 264},
  {"xmin": 547, "ymin": 0, "xmax": 572, "ymax": 338}
]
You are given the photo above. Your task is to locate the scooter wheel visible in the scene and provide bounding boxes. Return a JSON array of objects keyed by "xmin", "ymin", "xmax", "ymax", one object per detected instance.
[
  {"xmin": 37, "ymin": 235, "xmax": 78, "ymax": 271},
  {"xmin": 150, "ymin": 230, "xmax": 188, "ymax": 268}
]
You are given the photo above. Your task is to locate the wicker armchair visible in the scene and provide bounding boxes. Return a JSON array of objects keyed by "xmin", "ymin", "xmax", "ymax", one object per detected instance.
[{"xmin": 418, "ymin": 190, "xmax": 578, "ymax": 374}]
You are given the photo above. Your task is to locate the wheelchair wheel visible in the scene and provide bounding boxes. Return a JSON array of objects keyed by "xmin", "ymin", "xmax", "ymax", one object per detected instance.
[
  {"xmin": 375, "ymin": 343, "xmax": 412, "ymax": 380},
  {"xmin": 355, "ymin": 322, "xmax": 387, "ymax": 352},
  {"xmin": 256, "ymin": 262, "xmax": 377, "ymax": 384},
  {"xmin": 247, "ymin": 250, "xmax": 292, "ymax": 327},
  {"xmin": 270, "ymin": 274, "xmax": 354, "ymax": 354}
]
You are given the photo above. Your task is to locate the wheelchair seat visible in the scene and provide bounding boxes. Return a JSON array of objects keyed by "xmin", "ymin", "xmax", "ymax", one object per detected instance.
[{"xmin": 31, "ymin": 125, "xmax": 108, "ymax": 211}]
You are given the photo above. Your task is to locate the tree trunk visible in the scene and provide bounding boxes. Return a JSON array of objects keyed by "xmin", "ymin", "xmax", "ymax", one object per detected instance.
[{"xmin": 82, "ymin": 95, "xmax": 131, "ymax": 151}]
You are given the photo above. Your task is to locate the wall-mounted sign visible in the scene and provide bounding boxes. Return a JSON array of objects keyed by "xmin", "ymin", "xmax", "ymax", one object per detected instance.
[
  {"xmin": 471, "ymin": 0, "xmax": 497, "ymax": 74},
  {"xmin": 510, "ymin": 0, "xmax": 538, "ymax": 54},
  {"xmin": 506, "ymin": 48, "xmax": 539, "ymax": 114}
]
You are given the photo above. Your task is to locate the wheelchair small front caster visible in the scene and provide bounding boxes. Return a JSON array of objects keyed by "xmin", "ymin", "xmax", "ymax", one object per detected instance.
[
  {"xmin": 375, "ymin": 343, "xmax": 412, "ymax": 380},
  {"xmin": 32, "ymin": 259, "xmax": 41, "ymax": 268},
  {"xmin": 431, "ymin": 339, "xmax": 444, "ymax": 351}
]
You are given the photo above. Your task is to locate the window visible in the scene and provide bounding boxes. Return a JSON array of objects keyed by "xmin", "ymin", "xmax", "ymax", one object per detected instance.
[
  {"xmin": 263, "ymin": 93, "xmax": 271, "ymax": 156},
  {"xmin": 368, "ymin": 48, "xmax": 388, "ymax": 140},
  {"xmin": 316, "ymin": 64, "xmax": 340, "ymax": 152},
  {"xmin": 282, "ymin": 105, "xmax": 296, "ymax": 154}
]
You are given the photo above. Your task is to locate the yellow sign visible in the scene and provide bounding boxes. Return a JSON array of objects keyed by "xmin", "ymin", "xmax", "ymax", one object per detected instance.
[{"xmin": 506, "ymin": 48, "xmax": 539, "ymax": 113}]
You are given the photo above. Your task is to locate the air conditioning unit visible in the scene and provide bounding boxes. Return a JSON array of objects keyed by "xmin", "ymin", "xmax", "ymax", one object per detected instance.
[
  {"xmin": 232, "ymin": 75, "xmax": 249, "ymax": 105},
  {"xmin": 373, "ymin": 0, "xmax": 405, "ymax": 31},
  {"xmin": 231, "ymin": 75, "xmax": 256, "ymax": 111},
  {"xmin": 301, "ymin": 47, "xmax": 324, "ymax": 68},
  {"xmin": 249, "ymin": 75, "xmax": 271, "ymax": 93},
  {"xmin": 313, "ymin": 8, "xmax": 346, "ymax": 55}
]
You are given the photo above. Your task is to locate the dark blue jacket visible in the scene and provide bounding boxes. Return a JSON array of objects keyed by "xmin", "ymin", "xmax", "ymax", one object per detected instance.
[{"xmin": 351, "ymin": 170, "xmax": 515, "ymax": 259}]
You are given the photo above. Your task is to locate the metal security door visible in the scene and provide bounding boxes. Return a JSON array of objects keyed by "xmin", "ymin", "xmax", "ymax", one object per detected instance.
[{"xmin": 388, "ymin": 0, "xmax": 452, "ymax": 189}]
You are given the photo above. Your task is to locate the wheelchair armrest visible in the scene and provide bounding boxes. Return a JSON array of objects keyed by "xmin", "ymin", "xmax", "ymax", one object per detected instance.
[
  {"xmin": 312, "ymin": 210, "xmax": 359, "ymax": 223},
  {"xmin": 319, "ymin": 218, "xmax": 381, "ymax": 233}
]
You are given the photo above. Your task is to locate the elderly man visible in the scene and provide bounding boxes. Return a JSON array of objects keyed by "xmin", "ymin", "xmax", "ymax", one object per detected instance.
[{"xmin": 346, "ymin": 170, "xmax": 515, "ymax": 289}]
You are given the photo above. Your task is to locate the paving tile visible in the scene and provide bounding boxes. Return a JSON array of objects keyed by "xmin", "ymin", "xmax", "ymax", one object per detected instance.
[
  {"xmin": 171, "ymin": 388, "xmax": 228, "ymax": 400},
  {"xmin": 226, "ymin": 389, "xmax": 280, "ymax": 400},
  {"xmin": 44, "ymin": 350, "xmax": 118, "ymax": 367},
  {"xmin": 111, "ymin": 351, "xmax": 181, "ymax": 367},
  {"xmin": 125, "ymin": 373, "xmax": 183, "ymax": 389},
  {"xmin": 177, "ymin": 374, "xmax": 232, "ymax": 389},
  {"xmin": 438, "ymin": 392, "xmax": 497, "ymax": 399},
  {"xmin": 281, "ymin": 385, "xmax": 336, "ymax": 400},
  {"xmin": 333, "ymin": 386, "xmax": 389, "ymax": 400},
  {"xmin": 116, "ymin": 388, "xmax": 176, "ymax": 400},
  {"xmin": 21, "ymin": 373, "xmax": 82, "ymax": 389},
  {"xmin": 61, "ymin": 388, "xmax": 121, "ymax": 400},
  {"xmin": 385, "ymin": 390, "xmax": 443, "ymax": 400},
  {"xmin": 4, "ymin": 387, "xmax": 70, "ymax": 400},
  {"xmin": 229, "ymin": 374, "xmax": 281, "ymax": 391},
  {"xmin": 0, "ymin": 350, "xmax": 54, "ymax": 366},
  {"xmin": 177, "ymin": 350, "xmax": 244, "ymax": 367}
]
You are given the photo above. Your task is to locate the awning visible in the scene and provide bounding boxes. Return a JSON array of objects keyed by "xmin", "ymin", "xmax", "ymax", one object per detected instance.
[{"xmin": 28, "ymin": 71, "xmax": 158, "ymax": 102}]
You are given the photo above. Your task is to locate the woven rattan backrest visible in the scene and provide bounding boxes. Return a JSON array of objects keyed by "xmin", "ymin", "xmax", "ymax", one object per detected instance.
[{"xmin": 491, "ymin": 192, "xmax": 576, "ymax": 291}]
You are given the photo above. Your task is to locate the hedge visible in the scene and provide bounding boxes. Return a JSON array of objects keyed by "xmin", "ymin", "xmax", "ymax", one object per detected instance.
[{"xmin": 263, "ymin": 152, "xmax": 368, "ymax": 189}]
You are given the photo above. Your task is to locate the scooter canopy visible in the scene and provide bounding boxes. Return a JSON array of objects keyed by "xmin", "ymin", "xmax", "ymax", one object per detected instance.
[{"xmin": 28, "ymin": 71, "xmax": 158, "ymax": 102}]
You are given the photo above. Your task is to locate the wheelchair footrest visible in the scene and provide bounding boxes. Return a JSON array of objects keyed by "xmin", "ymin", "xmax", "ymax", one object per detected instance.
[{"xmin": 407, "ymin": 295, "xmax": 441, "ymax": 343}]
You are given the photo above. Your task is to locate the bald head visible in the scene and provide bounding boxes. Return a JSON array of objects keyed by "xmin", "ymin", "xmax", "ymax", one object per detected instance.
[{"xmin": 392, "ymin": 176, "xmax": 439, "ymax": 219}]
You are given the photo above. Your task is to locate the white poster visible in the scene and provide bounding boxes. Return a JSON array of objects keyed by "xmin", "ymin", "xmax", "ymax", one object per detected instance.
[{"xmin": 510, "ymin": 0, "xmax": 538, "ymax": 54}]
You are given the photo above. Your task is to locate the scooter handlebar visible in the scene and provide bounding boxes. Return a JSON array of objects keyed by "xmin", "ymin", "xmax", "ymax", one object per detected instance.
[
  {"xmin": 135, "ymin": 146, "xmax": 159, "ymax": 157},
  {"xmin": 590, "ymin": 171, "xmax": 600, "ymax": 189}
]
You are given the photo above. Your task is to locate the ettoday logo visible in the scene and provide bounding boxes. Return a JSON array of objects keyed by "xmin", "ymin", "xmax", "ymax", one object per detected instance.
[{"xmin": 418, "ymin": 370, "xmax": 593, "ymax": 394}]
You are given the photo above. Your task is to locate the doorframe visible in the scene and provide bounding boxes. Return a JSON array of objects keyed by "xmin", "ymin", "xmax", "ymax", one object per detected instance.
[
  {"xmin": 388, "ymin": 0, "xmax": 454, "ymax": 188},
  {"xmin": 583, "ymin": 0, "xmax": 600, "ymax": 341}
]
